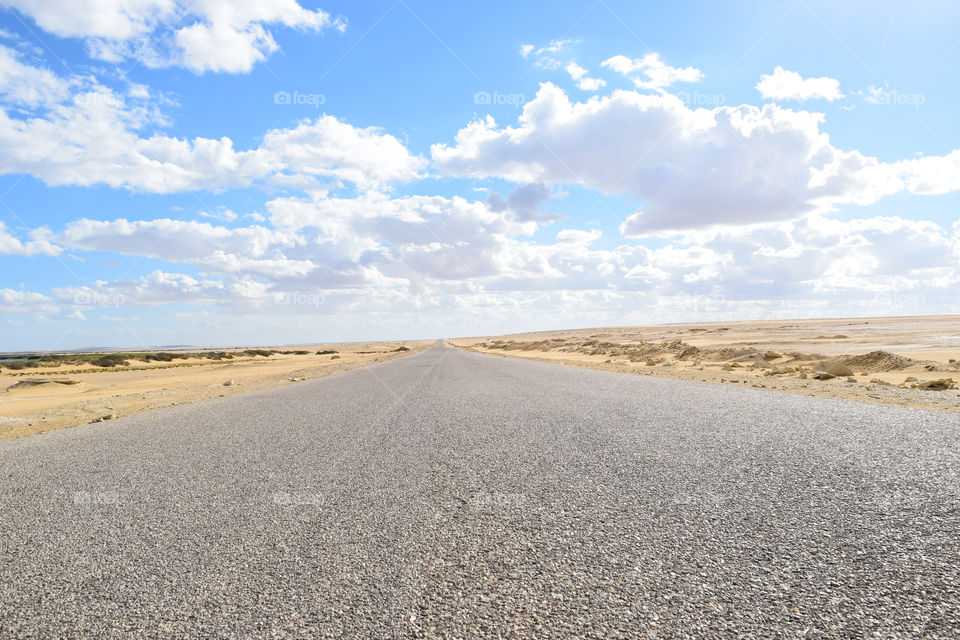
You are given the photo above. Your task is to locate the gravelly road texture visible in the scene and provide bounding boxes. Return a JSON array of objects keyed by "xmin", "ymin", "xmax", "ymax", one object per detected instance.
[{"xmin": 1, "ymin": 344, "xmax": 959, "ymax": 638}]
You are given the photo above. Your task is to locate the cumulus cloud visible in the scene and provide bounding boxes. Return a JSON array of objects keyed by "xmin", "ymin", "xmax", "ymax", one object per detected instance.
[
  {"xmin": 0, "ymin": 45, "xmax": 70, "ymax": 106},
  {"xmin": 61, "ymin": 218, "xmax": 313, "ymax": 278},
  {"xmin": 0, "ymin": 222, "xmax": 61, "ymax": 256},
  {"xmin": 0, "ymin": 47, "xmax": 423, "ymax": 193},
  {"xmin": 0, "ymin": 288, "xmax": 58, "ymax": 314},
  {"xmin": 756, "ymin": 66, "xmax": 844, "ymax": 102},
  {"xmin": 4, "ymin": 36, "xmax": 958, "ymax": 334},
  {"xmin": 432, "ymin": 82, "xmax": 960, "ymax": 234},
  {"xmin": 55, "ymin": 270, "xmax": 232, "ymax": 307},
  {"xmin": 4, "ymin": 0, "xmax": 346, "ymax": 74},
  {"xmin": 20, "ymin": 187, "xmax": 960, "ymax": 327},
  {"xmin": 49, "ymin": 191, "xmax": 569, "ymax": 307},
  {"xmin": 670, "ymin": 214, "xmax": 960, "ymax": 312},
  {"xmin": 895, "ymin": 150, "xmax": 960, "ymax": 195},
  {"xmin": 55, "ymin": 186, "xmax": 956, "ymax": 304},
  {"xmin": 263, "ymin": 116, "xmax": 427, "ymax": 190},
  {"xmin": 485, "ymin": 183, "xmax": 562, "ymax": 223},
  {"xmin": 565, "ymin": 62, "xmax": 606, "ymax": 91},
  {"xmin": 601, "ymin": 53, "xmax": 703, "ymax": 90}
]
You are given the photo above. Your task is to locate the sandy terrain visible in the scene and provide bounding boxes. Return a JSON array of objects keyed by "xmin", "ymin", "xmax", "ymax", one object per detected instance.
[
  {"xmin": 0, "ymin": 341, "xmax": 432, "ymax": 440},
  {"xmin": 451, "ymin": 316, "xmax": 960, "ymax": 413}
]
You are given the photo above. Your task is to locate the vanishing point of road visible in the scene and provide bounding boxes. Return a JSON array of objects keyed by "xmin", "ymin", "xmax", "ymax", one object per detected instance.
[{"xmin": 1, "ymin": 344, "xmax": 958, "ymax": 638}]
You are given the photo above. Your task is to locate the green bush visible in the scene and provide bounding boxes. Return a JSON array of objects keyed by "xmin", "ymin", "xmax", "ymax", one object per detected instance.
[
  {"xmin": 92, "ymin": 354, "xmax": 129, "ymax": 367},
  {"xmin": 143, "ymin": 352, "xmax": 175, "ymax": 362}
]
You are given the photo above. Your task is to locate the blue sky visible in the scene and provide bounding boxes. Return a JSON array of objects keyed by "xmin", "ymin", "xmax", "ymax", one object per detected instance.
[{"xmin": 1, "ymin": 0, "xmax": 959, "ymax": 350}]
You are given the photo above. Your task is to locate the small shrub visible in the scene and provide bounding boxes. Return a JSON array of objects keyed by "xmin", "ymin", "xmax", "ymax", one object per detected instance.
[
  {"xmin": 144, "ymin": 352, "xmax": 175, "ymax": 362},
  {"xmin": 92, "ymin": 355, "xmax": 129, "ymax": 367},
  {"xmin": 316, "ymin": 349, "xmax": 338, "ymax": 355},
  {"xmin": 394, "ymin": 346, "xmax": 410, "ymax": 352}
]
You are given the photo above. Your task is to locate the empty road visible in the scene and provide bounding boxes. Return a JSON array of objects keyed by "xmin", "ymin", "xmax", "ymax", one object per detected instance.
[{"xmin": 1, "ymin": 345, "xmax": 959, "ymax": 638}]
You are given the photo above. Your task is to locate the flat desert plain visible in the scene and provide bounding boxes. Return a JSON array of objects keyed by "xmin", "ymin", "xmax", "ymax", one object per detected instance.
[
  {"xmin": 0, "ymin": 341, "xmax": 432, "ymax": 440},
  {"xmin": 452, "ymin": 315, "xmax": 960, "ymax": 413}
]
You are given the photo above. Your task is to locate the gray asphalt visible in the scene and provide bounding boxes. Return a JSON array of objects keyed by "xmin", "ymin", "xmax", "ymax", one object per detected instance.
[{"xmin": 1, "ymin": 344, "xmax": 959, "ymax": 638}]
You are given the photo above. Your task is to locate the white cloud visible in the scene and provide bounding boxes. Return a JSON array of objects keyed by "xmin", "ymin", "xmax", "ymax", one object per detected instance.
[
  {"xmin": 566, "ymin": 62, "xmax": 587, "ymax": 79},
  {"xmin": 3, "ymin": 0, "xmax": 173, "ymax": 40},
  {"xmin": 0, "ymin": 98, "xmax": 275, "ymax": 192},
  {"xmin": 199, "ymin": 208, "xmax": 239, "ymax": 222},
  {"xmin": 756, "ymin": 66, "xmax": 844, "ymax": 102},
  {"xmin": 55, "ymin": 270, "xmax": 233, "ymax": 307},
  {"xmin": 4, "ymin": 33, "xmax": 958, "ymax": 337},
  {"xmin": 565, "ymin": 62, "xmax": 606, "ymax": 92},
  {"xmin": 24, "ymin": 191, "xmax": 960, "ymax": 329},
  {"xmin": 4, "ymin": 0, "xmax": 345, "ymax": 74},
  {"xmin": 897, "ymin": 150, "xmax": 960, "ymax": 195},
  {"xmin": 0, "ymin": 45, "xmax": 70, "ymax": 106},
  {"xmin": 523, "ymin": 39, "xmax": 577, "ymax": 70},
  {"xmin": 61, "ymin": 218, "xmax": 313, "ymax": 278},
  {"xmin": 556, "ymin": 228, "xmax": 602, "ymax": 245},
  {"xmin": 671, "ymin": 214, "xmax": 960, "ymax": 305},
  {"xmin": 0, "ymin": 288, "xmax": 58, "ymax": 314},
  {"xmin": 601, "ymin": 53, "xmax": 703, "ymax": 90},
  {"xmin": 0, "ymin": 47, "xmax": 423, "ymax": 193},
  {"xmin": 485, "ymin": 183, "xmax": 561, "ymax": 223},
  {"xmin": 263, "ymin": 116, "xmax": 427, "ymax": 190},
  {"xmin": 0, "ymin": 222, "xmax": 61, "ymax": 256},
  {"xmin": 432, "ymin": 83, "xmax": 960, "ymax": 234},
  {"xmin": 576, "ymin": 76, "xmax": 607, "ymax": 92}
]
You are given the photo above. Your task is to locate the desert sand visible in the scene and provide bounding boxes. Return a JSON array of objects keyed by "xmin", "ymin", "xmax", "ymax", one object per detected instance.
[
  {"xmin": 452, "ymin": 316, "xmax": 960, "ymax": 413},
  {"xmin": 0, "ymin": 341, "xmax": 432, "ymax": 440}
]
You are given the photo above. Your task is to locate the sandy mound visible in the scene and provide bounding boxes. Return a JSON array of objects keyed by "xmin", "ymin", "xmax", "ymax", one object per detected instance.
[
  {"xmin": 813, "ymin": 361, "xmax": 856, "ymax": 378},
  {"xmin": 839, "ymin": 350, "xmax": 917, "ymax": 372},
  {"xmin": 8, "ymin": 378, "xmax": 83, "ymax": 390}
]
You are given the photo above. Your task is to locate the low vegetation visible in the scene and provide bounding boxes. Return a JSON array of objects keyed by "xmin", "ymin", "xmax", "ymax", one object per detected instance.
[
  {"xmin": 0, "ymin": 348, "xmax": 275, "ymax": 372},
  {"xmin": 1, "ymin": 346, "xmax": 352, "ymax": 375},
  {"xmin": 0, "ymin": 347, "xmax": 364, "ymax": 375},
  {"xmin": 241, "ymin": 349, "xmax": 276, "ymax": 357}
]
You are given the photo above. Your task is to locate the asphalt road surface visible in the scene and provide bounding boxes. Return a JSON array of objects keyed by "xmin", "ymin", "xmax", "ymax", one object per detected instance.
[{"xmin": 1, "ymin": 344, "xmax": 959, "ymax": 638}]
